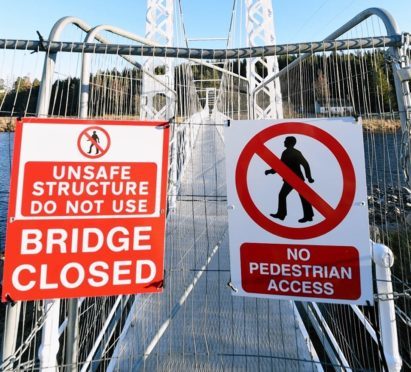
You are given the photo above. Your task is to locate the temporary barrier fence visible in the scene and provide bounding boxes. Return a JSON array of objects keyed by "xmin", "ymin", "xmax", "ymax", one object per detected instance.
[{"xmin": 0, "ymin": 6, "xmax": 410, "ymax": 371}]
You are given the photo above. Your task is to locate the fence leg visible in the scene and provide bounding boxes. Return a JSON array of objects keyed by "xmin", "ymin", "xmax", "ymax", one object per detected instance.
[
  {"xmin": 1, "ymin": 301, "xmax": 21, "ymax": 369},
  {"xmin": 169, "ymin": 125, "xmax": 178, "ymax": 211},
  {"xmin": 65, "ymin": 298, "xmax": 79, "ymax": 371},
  {"xmin": 372, "ymin": 242, "xmax": 402, "ymax": 372},
  {"xmin": 39, "ymin": 299, "xmax": 60, "ymax": 371}
]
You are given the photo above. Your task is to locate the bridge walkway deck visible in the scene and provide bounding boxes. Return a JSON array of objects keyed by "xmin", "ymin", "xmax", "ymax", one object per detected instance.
[{"xmin": 108, "ymin": 121, "xmax": 318, "ymax": 371}]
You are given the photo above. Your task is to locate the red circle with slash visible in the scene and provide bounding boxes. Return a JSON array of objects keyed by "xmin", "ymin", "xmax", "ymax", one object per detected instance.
[
  {"xmin": 235, "ymin": 122, "xmax": 356, "ymax": 239},
  {"xmin": 77, "ymin": 126, "xmax": 111, "ymax": 159}
]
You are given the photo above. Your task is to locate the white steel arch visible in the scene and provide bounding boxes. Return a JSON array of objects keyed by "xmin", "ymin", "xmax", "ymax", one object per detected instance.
[
  {"xmin": 245, "ymin": 0, "xmax": 283, "ymax": 119},
  {"xmin": 141, "ymin": 0, "xmax": 175, "ymax": 120}
]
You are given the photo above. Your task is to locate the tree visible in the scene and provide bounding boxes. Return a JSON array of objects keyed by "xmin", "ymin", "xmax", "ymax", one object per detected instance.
[
  {"xmin": 13, "ymin": 76, "xmax": 31, "ymax": 92},
  {"xmin": 314, "ymin": 69, "xmax": 329, "ymax": 102}
]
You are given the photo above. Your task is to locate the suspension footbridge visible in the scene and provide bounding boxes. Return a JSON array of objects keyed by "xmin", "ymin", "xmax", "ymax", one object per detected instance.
[{"xmin": 0, "ymin": 1, "xmax": 410, "ymax": 371}]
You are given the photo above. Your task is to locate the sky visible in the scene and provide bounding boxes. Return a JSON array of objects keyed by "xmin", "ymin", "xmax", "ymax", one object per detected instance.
[{"xmin": 1, "ymin": 0, "xmax": 410, "ymax": 47}]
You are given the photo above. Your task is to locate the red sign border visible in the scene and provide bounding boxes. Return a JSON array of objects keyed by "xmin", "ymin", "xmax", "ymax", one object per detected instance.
[
  {"xmin": 2, "ymin": 117, "xmax": 170, "ymax": 301},
  {"xmin": 235, "ymin": 122, "xmax": 356, "ymax": 239}
]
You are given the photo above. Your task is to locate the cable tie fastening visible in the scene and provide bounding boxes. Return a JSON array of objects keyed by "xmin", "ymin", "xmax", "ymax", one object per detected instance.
[
  {"xmin": 227, "ymin": 281, "xmax": 238, "ymax": 292},
  {"xmin": 5, "ymin": 294, "xmax": 16, "ymax": 306},
  {"xmin": 35, "ymin": 31, "xmax": 47, "ymax": 53}
]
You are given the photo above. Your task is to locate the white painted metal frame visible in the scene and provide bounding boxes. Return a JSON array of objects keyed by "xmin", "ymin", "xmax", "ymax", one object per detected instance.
[
  {"xmin": 79, "ymin": 24, "xmax": 177, "ymax": 119},
  {"xmin": 372, "ymin": 242, "xmax": 402, "ymax": 372},
  {"xmin": 245, "ymin": 0, "xmax": 283, "ymax": 119},
  {"xmin": 38, "ymin": 300, "xmax": 60, "ymax": 371},
  {"xmin": 1, "ymin": 302, "xmax": 21, "ymax": 369},
  {"xmin": 37, "ymin": 17, "xmax": 96, "ymax": 117},
  {"xmin": 141, "ymin": 0, "xmax": 175, "ymax": 120}
]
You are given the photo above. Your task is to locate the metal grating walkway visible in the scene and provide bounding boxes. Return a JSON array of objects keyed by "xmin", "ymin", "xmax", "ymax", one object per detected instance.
[{"xmin": 108, "ymin": 123, "xmax": 318, "ymax": 371}]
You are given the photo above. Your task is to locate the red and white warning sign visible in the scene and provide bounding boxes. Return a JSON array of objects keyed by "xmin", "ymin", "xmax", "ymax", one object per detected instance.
[
  {"xmin": 225, "ymin": 118, "xmax": 372, "ymax": 304},
  {"xmin": 2, "ymin": 118, "xmax": 169, "ymax": 301}
]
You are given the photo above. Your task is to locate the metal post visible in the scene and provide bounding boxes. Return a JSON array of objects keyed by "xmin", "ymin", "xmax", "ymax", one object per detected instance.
[
  {"xmin": 169, "ymin": 123, "xmax": 178, "ymax": 211},
  {"xmin": 36, "ymin": 52, "xmax": 57, "ymax": 117},
  {"xmin": 245, "ymin": 0, "xmax": 282, "ymax": 119},
  {"xmin": 65, "ymin": 299, "xmax": 79, "ymax": 371},
  {"xmin": 372, "ymin": 242, "xmax": 402, "ymax": 372},
  {"xmin": 1, "ymin": 302, "xmax": 21, "ymax": 369},
  {"xmin": 141, "ymin": 0, "xmax": 175, "ymax": 120},
  {"xmin": 36, "ymin": 18, "xmax": 91, "ymax": 370},
  {"xmin": 36, "ymin": 17, "xmax": 93, "ymax": 117},
  {"xmin": 39, "ymin": 299, "xmax": 60, "ymax": 371}
]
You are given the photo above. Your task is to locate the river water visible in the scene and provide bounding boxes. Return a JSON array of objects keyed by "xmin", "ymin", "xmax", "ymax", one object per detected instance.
[
  {"xmin": 0, "ymin": 129, "xmax": 404, "ymax": 251},
  {"xmin": 0, "ymin": 132, "xmax": 13, "ymax": 250}
]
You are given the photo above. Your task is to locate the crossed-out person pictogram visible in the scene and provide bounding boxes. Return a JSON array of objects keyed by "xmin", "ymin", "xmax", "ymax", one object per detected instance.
[
  {"xmin": 265, "ymin": 136, "xmax": 315, "ymax": 223},
  {"xmin": 235, "ymin": 122, "xmax": 356, "ymax": 240},
  {"xmin": 77, "ymin": 126, "xmax": 111, "ymax": 159}
]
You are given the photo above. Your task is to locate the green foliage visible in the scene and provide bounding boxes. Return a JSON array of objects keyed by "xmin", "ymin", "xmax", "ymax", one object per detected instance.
[
  {"xmin": 0, "ymin": 50, "xmax": 400, "ymax": 119},
  {"xmin": 277, "ymin": 51, "xmax": 397, "ymax": 114},
  {"xmin": 1, "ymin": 77, "xmax": 39, "ymax": 116}
]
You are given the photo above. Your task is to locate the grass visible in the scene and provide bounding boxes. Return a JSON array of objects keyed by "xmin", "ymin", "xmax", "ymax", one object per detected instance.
[
  {"xmin": 362, "ymin": 118, "xmax": 400, "ymax": 132},
  {"xmin": 0, "ymin": 118, "xmax": 15, "ymax": 132}
]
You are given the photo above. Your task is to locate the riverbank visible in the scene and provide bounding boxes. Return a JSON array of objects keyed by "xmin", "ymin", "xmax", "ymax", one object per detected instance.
[
  {"xmin": 0, "ymin": 118, "xmax": 15, "ymax": 132},
  {"xmin": 362, "ymin": 118, "xmax": 400, "ymax": 132},
  {"xmin": 0, "ymin": 117, "xmax": 402, "ymax": 132}
]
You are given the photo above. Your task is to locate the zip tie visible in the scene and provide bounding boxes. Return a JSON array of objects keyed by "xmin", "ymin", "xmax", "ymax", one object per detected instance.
[
  {"xmin": 156, "ymin": 121, "xmax": 171, "ymax": 129},
  {"xmin": 227, "ymin": 280, "xmax": 238, "ymax": 292},
  {"xmin": 5, "ymin": 293, "xmax": 16, "ymax": 306},
  {"xmin": 34, "ymin": 31, "xmax": 47, "ymax": 53}
]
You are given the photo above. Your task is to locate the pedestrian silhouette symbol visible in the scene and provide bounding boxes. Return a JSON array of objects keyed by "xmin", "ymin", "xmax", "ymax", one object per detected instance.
[
  {"xmin": 88, "ymin": 130, "xmax": 100, "ymax": 155},
  {"xmin": 265, "ymin": 136, "xmax": 315, "ymax": 223},
  {"xmin": 78, "ymin": 126, "xmax": 110, "ymax": 159}
]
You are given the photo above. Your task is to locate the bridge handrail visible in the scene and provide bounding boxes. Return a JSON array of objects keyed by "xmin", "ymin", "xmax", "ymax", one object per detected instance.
[
  {"xmin": 0, "ymin": 35, "xmax": 401, "ymax": 58},
  {"xmin": 252, "ymin": 7, "xmax": 401, "ymax": 96}
]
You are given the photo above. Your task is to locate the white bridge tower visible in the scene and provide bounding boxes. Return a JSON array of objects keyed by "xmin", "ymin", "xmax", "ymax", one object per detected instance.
[
  {"xmin": 245, "ymin": 0, "xmax": 283, "ymax": 119},
  {"xmin": 141, "ymin": 0, "xmax": 175, "ymax": 120}
]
